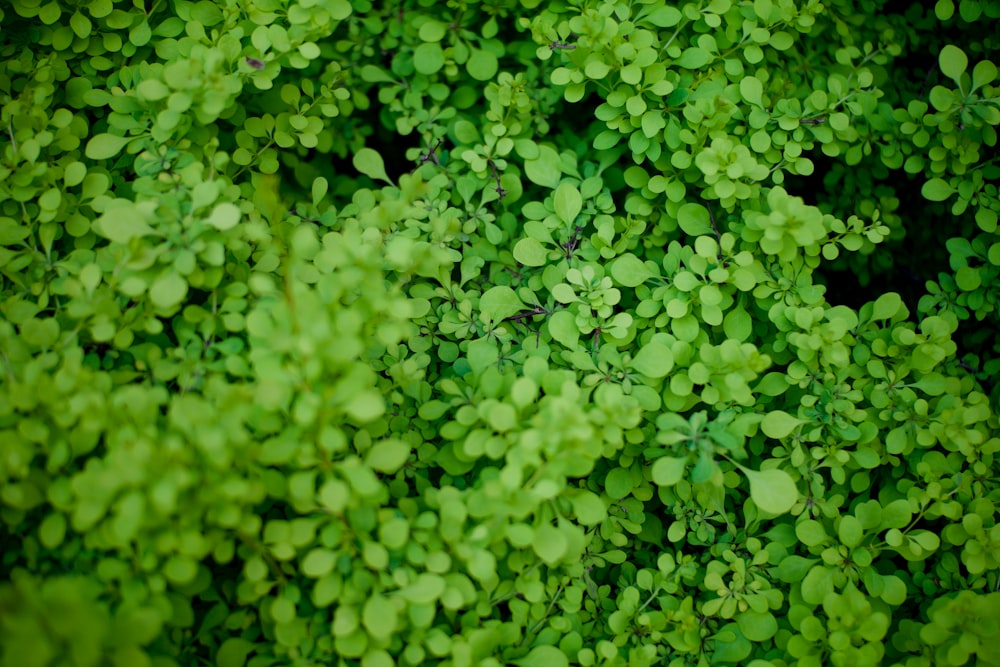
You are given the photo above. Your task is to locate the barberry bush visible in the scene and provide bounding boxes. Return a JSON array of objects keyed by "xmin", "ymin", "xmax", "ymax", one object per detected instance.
[{"xmin": 1, "ymin": 0, "xmax": 998, "ymax": 666}]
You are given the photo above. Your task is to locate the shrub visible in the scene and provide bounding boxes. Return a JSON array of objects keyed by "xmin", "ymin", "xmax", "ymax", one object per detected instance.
[{"xmin": 1, "ymin": 1, "xmax": 998, "ymax": 666}]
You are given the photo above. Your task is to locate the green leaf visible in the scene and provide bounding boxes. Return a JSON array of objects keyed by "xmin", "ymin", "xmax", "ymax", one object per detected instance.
[
  {"xmin": 366, "ymin": 439, "xmax": 410, "ymax": 473},
  {"xmin": 801, "ymin": 566, "xmax": 838, "ymax": 605},
  {"xmin": 736, "ymin": 611, "xmax": 778, "ymax": 642},
  {"xmin": 651, "ymin": 457, "xmax": 687, "ymax": 486},
  {"xmin": 454, "ymin": 119, "xmax": 479, "ymax": 144},
  {"xmin": 740, "ymin": 77, "xmax": 763, "ymax": 106},
  {"xmin": 329, "ymin": 0, "xmax": 351, "ymax": 19},
  {"xmin": 513, "ymin": 645, "xmax": 569, "ymax": 667},
  {"xmin": 480, "ymin": 286, "xmax": 526, "ymax": 321},
  {"xmin": 971, "ymin": 59, "xmax": 997, "ymax": 91},
  {"xmin": 955, "ymin": 266, "xmax": 983, "ymax": 292},
  {"xmin": 216, "ymin": 638, "xmax": 255, "ymax": 667},
  {"xmin": 643, "ymin": 6, "xmax": 682, "ymax": 26},
  {"xmin": 569, "ymin": 490, "xmax": 607, "ymax": 525},
  {"xmin": 413, "ymin": 42, "xmax": 445, "ymax": 75},
  {"xmin": 532, "ymin": 523, "xmax": 567, "ymax": 565},
  {"xmin": 934, "ymin": 0, "xmax": 955, "ymax": 20},
  {"xmin": 208, "ymin": 203, "xmax": 241, "ymax": 231},
  {"xmin": 362, "ymin": 595, "xmax": 397, "ymax": 641},
  {"xmin": 605, "ymin": 468, "xmax": 633, "ymax": 500},
  {"xmin": 939, "ymin": 44, "xmax": 968, "ymax": 83},
  {"xmin": 467, "ymin": 48, "xmax": 498, "ymax": 81},
  {"xmin": 871, "ymin": 292, "xmax": 903, "ymax": 320},
  {"xmin": 838, "ymin": 515, "xmax": 864, "ymax": 548},
  {"xmin": 418, "ymin": 20, "xmax": 448, "ymax": 41},
  {"xmin": 302, "ymin": 548, "xmax": 337, "ymax": 578},
  {"xmin": 723, "ymin": 308, "xmax": 752, "ymax": 341},
  {"xmin": 97, "ymin": 206, "xmax": 154, "ymax": 243},
  {"xmin": 743, "ymin": 467, "xmax": 797, "ymax": 514},
  {"xmin": 164, "ymin": 555, "xmax": 197, "ymax": 585},
  {"xmin": 553, "ymin": 183, "xmax": 582, "ymax": 225},
  {"xmin": 547, "ymin": 310, "xmax": 579, "ymax": 349},
  {"xmin": 677, "ymin": 48, "xmax": 711, "ymax": 69},
  {"xmin": 524, "ymin": 145, "xmax": 561, "ymax": 188},
  {"xmin": 761, "ymin": 411, "xmax": 803, "ymax": 439},
  {"xmin": 344, "ymin": 390, "xmax": 385, "ymax": 423},
  {"xmin": 610, "ymin": 254, "xmax": 654, "ymax": 287},
  {"xmin": 400, "ymin": 573, "xmax": 445, "ymax": 604},
  {"xmin": 149, "ymin": 271, "xmax": 188, "ymax": 310},
  {"xmin": 136, "ymin": 79, "xmax": 170, "ymax": 101},
  {"xmin": 631, "ymin": 342, "xmax": 674, "ymax": 378},
  {"xmin": 353, "ymin": 148, "xmax": 391, "ymax": 183},
  {"xmin": 39, "ymin": 513, "xmax": 66, "ymax": 548},
  {"xmin": 467, "ymin": 338, "xmax": 499, "ymax": 375},
  {"xmin": 677, "ymin": 203, "xmax": 713, "ymax": 236},
  {"xmin": 85, "ymin": 133, "xmax": 132, "ymax": 160},
  {"xmin": 922, "ymin": 178, "xmax": 954, "ymax": 201},
  {"xmin": 513, "ymin": 238, "xmax": 549, "ymax": 266},
  {"xmin": 773, "ymin": 555, "xmax": 817, "ymax": 583}
]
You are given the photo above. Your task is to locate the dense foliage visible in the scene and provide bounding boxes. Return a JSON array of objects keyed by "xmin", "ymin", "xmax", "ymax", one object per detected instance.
[{"xmin": 1, "ymin": 0, "xmax": 999, "ymax": 666}]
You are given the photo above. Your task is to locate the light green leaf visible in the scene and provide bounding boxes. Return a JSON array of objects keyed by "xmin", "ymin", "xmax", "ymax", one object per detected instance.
[
  {"xmin": 525, "ymin": 145, "xmax": 561, "ymax": 188},
  {"xmin": 532, "ymin": 523, "xmax": 567, "ymax": 565},
  {"xmin": 418, "ymin": 20, "xmax": 447, "ymax": 42},
  {"xmin": 610, "ymin": 254, "xmax": 654, "ymax": 287},
  {"xmin": 939, "ymin": 44, "xmax": 968, "ymax": 83},
  {"xmin": 413, "ymin": 42, "xmax": 445, "ymax": 75},
  {"xmin": 743, "ymin": 467, "xmax": 798, "ymax": 515},
  {"xmin": 216, "ymin": 638, "xmax": 255, "ymax": 667},
  {"xmin": 136, "ymin": 79, "xmax": 170, "ymax": 101},
  {"xmin": 208, "ymin": 203, "xmax": 241, "ymax": 230},
  {"xmin": 513, "ymin": 646, "xmax": 569, "ymax": 667},
  {"xmin": 480, "ymin": 286, "xmax": 526, "ymax": 321},
  {"xmin": 97, "ymin": 206, "xmax": 155, "ymax": 243},
  {"xmin": 568, "ymin": 490, "xmax": 607, "ymax": 526},
  {"xmin": 513, "ymin": 237, "xmax": 549, "ymax": 266},
  {"xmin": 643, "ymin": 6, "xmax": 682, "ymax": 27},
  {"xmin": 39, "ymin": 513, "xmax": 66, "ymax": 548},
  {"xmin": 800, "ymin": 566, "xmax": 837, "ymax": 605},
  {"xmin": 553, "ymin": 182, "xmax": 582, "ymax": 225},
  {"xmin": 353, "ymin": 148, "xmax": 391, "ymax": 183},
  {"xmin": 736, "ymin": 611, "xmax": 778, "ymax": 642},
  {"xmin": 921, "ymin": 177, "xmax": 953, "ymax": 201},
  {"xmin": 761, "ymin": 410, "xmax": 803, "ymax": 439},
  {"xmin": 677, "ymin": 47, "xmax": 711, "ymax": 69},
  {"xmin": 302, "ymin": 548, "xmax": 337, "ymax": 578},
  {"xmin": 344, "ymin": 390, "xmax": 385, "ymax": 423},
  {"xmin": 467, "ymin": 48, "xmax": 498, "ymax": 81},
  {"xmin": 467, "ymin": 338, "xmax": 499, "ymax": 375},
  {"xmin": 871, "ymin": 292, "xmax": 903, "ymax": 320},
  {"xmin": 85, "ymin": 133, "xmax": 132, "ymax": 160},
  {"xmin": 547, "ymin": 310, "xmax": 579, "ymax": 349},
  {"xmin": 366, "ymin": 439, "xmax": 410, "ymax": 473},
  {"xmin": 164, "ymin": 555, "xmax": 197, "ymax": 584},
  {"xmin": 604, "ymin": 468, "xmax": 633, "ymax": 500},
  {"xmin": 651, "ymin": 457, "xmax": 687, "ymax": 486},
  {"xmin": 399, "ymin": 573, "xmax": 445, "ymax": 604},
  {"xmin": 971, "ymin": 59, "xmax": 997, "ymax": 91},
  {"xmin": 740, "ymin": 77, "xmax": 763, "ymax": 106},
  {"xmin": 362, "ymin": 595, "xmax": 397, "ymax": 641},
  {"xmin": 934, "ymin": 0, "xmax": 954, "ymax": 20},
  {"xmin": 329, "ymin": 0, "xmax": 351, "ymax": 19},
  {"xmin": 149, "ymin": 271, "xmax": 188, "ymax": 310},
  {"xmin": 838, "ymin": 515, "xmax": 864, "ymax": 548},
  {"xmin": 677, "ymin": 203, "xmax": 713, "ymax": 236},
  {"xmin": 630, "ymin": 342, "xmax": 674, "ymax": 378}
]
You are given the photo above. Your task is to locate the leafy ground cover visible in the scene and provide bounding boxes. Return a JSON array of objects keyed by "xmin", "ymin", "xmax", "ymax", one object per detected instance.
[{"xmin": 1, "ymin": 0, "xmax": 999, "ymax": 666}]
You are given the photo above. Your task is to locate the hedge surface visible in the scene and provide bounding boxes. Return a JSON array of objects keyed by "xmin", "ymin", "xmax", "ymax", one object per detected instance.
[{"xmin": 1, "ymin": 1, "xmax": 998, "ymax": 666}]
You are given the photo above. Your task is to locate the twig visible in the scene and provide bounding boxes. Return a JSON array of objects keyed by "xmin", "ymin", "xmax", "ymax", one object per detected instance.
[{"xmin": 419, "ymin": 138, "xmax": 443, "ymax": 165}]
